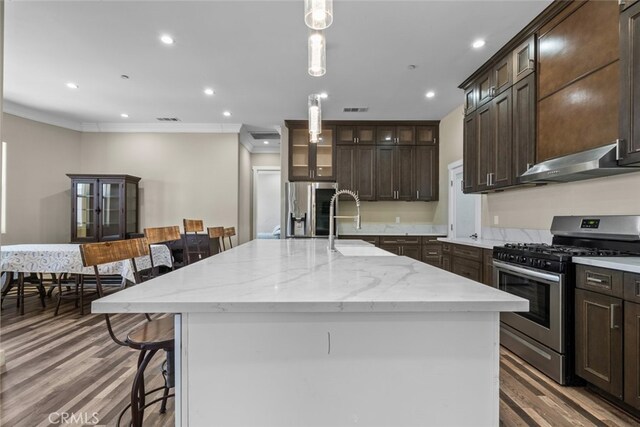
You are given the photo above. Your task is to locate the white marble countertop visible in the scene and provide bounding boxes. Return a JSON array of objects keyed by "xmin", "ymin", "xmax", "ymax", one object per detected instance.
[
  {"xmin": 573, "ymin": 257, "xmax": 640, "ymax": 274},
  {"xmin": 92, "ymin": 239, "xmax": 527, "ymax": 314},
  {"xmin": 437, "ymin": 237, "xmax": 507, "ymax": 250}
]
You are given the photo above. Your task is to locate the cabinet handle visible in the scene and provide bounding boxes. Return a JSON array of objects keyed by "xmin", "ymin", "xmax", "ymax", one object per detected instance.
[
  {"xmin": 527, "ymin": 58, "xmax": 535, "ymax": 71},
  {"xmin": 416, "ymin": 190, "xmax": 420, "ymax": 199},
  {"xmin": 610, "ymin": 304, "xmax": 620, "ymax": 329},
  {"xmin": 635, "ymin": 280, "xmax": 640, "ymax": 297},
  {"xmin": 427, "ymin": 251, "xmax": 438, "ymax": 255},
  {"xmin": 434, "ymin": 138, "xmax": 437, "ymax": 144},
  {"xmin": 586, "ymin": 276, "xmax": 604, "ymax": 284},
  {"xmin": 486, "ymin": 173, "xmax": 490, "ymax": 186},
  {"xmin": 489, "ymin": 86, "xmax": 496, "ymax": 97}
]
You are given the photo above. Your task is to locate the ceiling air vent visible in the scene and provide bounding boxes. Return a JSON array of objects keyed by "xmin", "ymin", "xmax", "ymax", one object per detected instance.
[
  {"xmin": 250, "ymin": 132, "xmax": 280, "ymax": 140},
  {"xmin": 343, "ymin": 107, "xmax": 369, "ymax": 113},
  {"xmin": 156, "ymin": 117, "xmax": 181, "ymax": 122}
]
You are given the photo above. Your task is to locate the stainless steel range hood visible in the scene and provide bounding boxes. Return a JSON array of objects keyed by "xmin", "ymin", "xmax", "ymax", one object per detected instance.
[{"xmin": 518, "ymin": 142, "xmax": 640, "ymax": 184}]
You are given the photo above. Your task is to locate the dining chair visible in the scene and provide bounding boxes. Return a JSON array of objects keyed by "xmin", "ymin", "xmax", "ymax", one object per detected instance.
[
  {"xmin": 207, "ymin": 226, "xmax": 226, "ymax": 253},
  {"xmin": 144, "ymin": 225, "xmax": 182, "ymax": 276},
  {"xmin": 224, "ymin": 227, "xmax": 236, "ymax": 250},
  {"xmin": 79, "ymin": 238, "xmax": 174, "ymax": 427},
  {"xmin": 182, "ymin": 219, "xmax": 206, "ymax": 265}
]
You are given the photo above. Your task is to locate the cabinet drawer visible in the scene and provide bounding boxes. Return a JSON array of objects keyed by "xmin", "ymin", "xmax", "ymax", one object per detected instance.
[
  {"xmin": 624, "ymin": 272, "xmax": 640, "ymax": 304},
  {"xmin": 452, "ymin": 257, "xmax": 482, "ymax": 282},
  {"xmin": 380, "ymin": 236, "xmax": 420, "ymax": 245},
  {"xmin": 421, "ymin": 235, "xmax": 443, "ymax": 244},
  {"xmin": 442, "ymin": 243, "xmax": 451, "ymax": 253},
  {"xmin": 422, "ymin": 245, "xmax": 442, "ymax": 257},
  {"xmin": 576, "ymin": 265, "xmax": 624, "ymax": 298},
  {"xmin": 422, "ymin": 256, "xmax": 442, "ymax": 268},
  {"xmin": 452, "ymin": 244, "xmax": 482, "ymax": 262}
]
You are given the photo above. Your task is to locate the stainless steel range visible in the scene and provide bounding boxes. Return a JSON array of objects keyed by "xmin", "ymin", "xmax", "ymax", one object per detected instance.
[{"xmin": 492, "ymin": 215, "xmax": 640, "ymax": 385}]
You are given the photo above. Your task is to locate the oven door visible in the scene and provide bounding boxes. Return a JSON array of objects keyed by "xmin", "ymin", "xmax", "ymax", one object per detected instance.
[{"xmin": 493, "ymin": 261, "xmax": 565, "ymax": 353}]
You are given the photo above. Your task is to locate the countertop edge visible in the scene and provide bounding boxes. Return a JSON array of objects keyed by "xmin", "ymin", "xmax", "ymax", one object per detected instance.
[
  {"xmin": 572, "ymin": 257, "xmax": 640, "ymax": 274},
  {"xmin": 436, "ymin": 237, "xmax": 506, "ymax": 250}
]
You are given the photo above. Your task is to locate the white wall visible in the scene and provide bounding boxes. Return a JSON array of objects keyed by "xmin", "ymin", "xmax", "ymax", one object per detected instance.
[
  {"xmin": 238, "ymin": 143, "xmax": 251, "ymax": 244},
  {"xmin": 80, "ymin": 132, "xmax": 240, "ymax": 243},
  {"xmin": 2, "ymin": 113, "xmax": 82, "ymax": 244},
  {"xmin": 255, "ymin": 170, "xmax": 281, "ymax": 235}
]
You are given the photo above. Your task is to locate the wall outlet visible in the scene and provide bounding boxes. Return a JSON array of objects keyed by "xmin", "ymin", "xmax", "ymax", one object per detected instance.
[
  {"xmin": 395, "ymin": 216, "xmax": 400, "ymax": 224},
  {"xmin": 493, "ymin": 215, "xmax": 499, "ymax": 225}
]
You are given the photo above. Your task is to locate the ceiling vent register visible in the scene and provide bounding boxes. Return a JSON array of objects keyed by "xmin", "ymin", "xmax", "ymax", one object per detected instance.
[
  {"xmin": 343, "ymin": 107, "xmax": 369, "ymax": 113},
  {"xmin": 156, "ymin": 117, "xmax": 181, "ymax": 122},
  {"xmin": 250, "ymin": 132, "xmax": 280, "ymax": 140}
]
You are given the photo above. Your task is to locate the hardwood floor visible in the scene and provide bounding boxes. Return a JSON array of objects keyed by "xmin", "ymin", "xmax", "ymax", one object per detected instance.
[{"xmin": 1, "ymin": 292, "xmax": 639, "ymax": 426}]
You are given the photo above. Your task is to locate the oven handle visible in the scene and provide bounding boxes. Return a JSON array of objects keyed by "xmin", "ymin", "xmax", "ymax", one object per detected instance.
[{"xmin": 493, "ymin": 261, "xmax": 561, "ymax": 283}]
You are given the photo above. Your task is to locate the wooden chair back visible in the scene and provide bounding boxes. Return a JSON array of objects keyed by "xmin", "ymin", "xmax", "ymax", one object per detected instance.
[
  {"xmin": 144, "ymin": 226, "xmax": 181, "ymax": 245},
  {"xmin": 183, "ymin": 219, "xmax": 204, "ymax": 233},
  {"xmin": 79, "ymin": 238, "xmax": 150, "ymax": 347},
  {"xmin": 224, "ymin": 227, "xmax": 236, "ymax": 249},
  {"xmin": 182, "ymin": 219, "xmax": 205, "ymax": 264},
  {"xmin": 207, "ymin": 226, "xmax": 225, "ymax": 252}
]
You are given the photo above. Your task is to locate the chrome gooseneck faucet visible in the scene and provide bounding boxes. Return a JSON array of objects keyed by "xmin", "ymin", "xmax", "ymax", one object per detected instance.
[{"xmin": 328, "ymin": 189, "xmax": 361, "ymax": 251}]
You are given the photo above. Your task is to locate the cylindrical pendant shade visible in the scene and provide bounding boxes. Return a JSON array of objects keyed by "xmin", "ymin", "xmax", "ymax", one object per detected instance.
[
  {"xmin": 308, "ymin": 94, "xmax": 322, "ymax": 142},
  {"xmin": 308, "ymin": 31, "xmax": 326, "ymax": 77},
  {"xmin": 304, "ymin": 0, "xmax": 333, "ymax": 30}
]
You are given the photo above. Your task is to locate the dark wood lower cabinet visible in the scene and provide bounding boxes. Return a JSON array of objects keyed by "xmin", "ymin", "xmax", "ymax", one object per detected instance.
[
  {"xmin": 442, "ymin": 254, "xmax": 451, "ymax": 272},
  {"xmin": 625, "ymin": 301, "xmax": 640, "ymax": 410},
  {"xmin": 575, "ymin": 288, "xmax": 623, "ymax": 399},
  {"xmin": 451, "ymin": 256, "xmax": 483, "ymax": 282},
  {"xmin": 483, "ymin": 249, "xmax": 494, "ymax": 286}
]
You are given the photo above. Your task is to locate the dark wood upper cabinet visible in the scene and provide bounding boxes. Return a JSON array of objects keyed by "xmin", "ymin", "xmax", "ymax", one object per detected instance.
[
  {"xmin": 464, "ymin": 86, "xmax": 477, "ymax": 115},
  {"xmin": 337, "ymin": 125, "xmax": 375, "ymax": 145},
  {"xmin": 619, "ymin": 1, "xmax": 640, "ymax": 165},
  {"xmin": 336, "ymin": 145, "xmax": 356, "ymax": 192},
  {"xmin": 376, "ymin": 146, "xmax": 417, "ymax": 201},
  {"xmin": 463, "ymin": 113, "xmax": 477, "ymax": 193},
  {"xmin": 512, "ymin": 73, "xmax": 536, "ymax": 181},
  {"xmin": 288, "ymin": 125, "xmax": 336, "ymax": 181},
  {"xmin": 477, "ymin": 69, "xmax": 494, "ymax": 107},
  {"xmin": 355, "ymin": 146, "xmax": 376, "ymax": 200},
  {"xmin": 416, "ymin": 125, "xmax": 438, "ymax": 145},
  {"xmin": 377, "ymin": 125, "xmax": 415, "ymax": 145},
  {"xmin": 415, "ymin": 145, "xmax": 438, "ymax": 201},
  {"xmin": 621, "ymin": 0, "xmax": 639, "ymax": 11},
  {"xmin": 396, "ymin": 126, "xmax": 415, "ymax": 145},
  {"xmin": 493, "ymin": 89, "xmax": 513, "ymax": 188},
  {"xmin": 377, "ymin": 126, "xmax": 396, "ymax": 145},
  {"xmin": 513, "ymin": 35, "xmax": 536, "ymax": 83},
  {"xmin": 493, "ymin": 54, "xmax": 513, "ymax": 95},
  {"xmin": 575, "ymin": 288, "xmax": 623, "ymax": 399},
  {"xmin": 376, "ymin": 146, "xmax": 395, "ymax": 200},
  {"xmin": 476, "ymin": 102, "xmax": 493, "ymax": 191},
  {"xmin": 397, "ymin": 146, "xmax": 415, "ymax": 200}
]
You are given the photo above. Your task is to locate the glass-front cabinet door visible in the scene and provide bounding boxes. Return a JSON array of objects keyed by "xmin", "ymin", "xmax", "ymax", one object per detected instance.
[
  {"xmin": 314, "ymin": 127, "xmax": 334, "ymax": 179},
  {"xmin": 68, "ymin": 174, "xmax": 141, "ymax": 242},
  {"xmin": 288, "ymin": 124, "xmax": 335, "ymax": 181},
  {"xmin": 73, "ymin": 180, "xmax": 98, "ymax": 242}
]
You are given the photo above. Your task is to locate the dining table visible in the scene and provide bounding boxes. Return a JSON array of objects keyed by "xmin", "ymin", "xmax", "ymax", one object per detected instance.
[{"xmin": 0, "ymin": 243, "xmax": 173, "ymax": 314}]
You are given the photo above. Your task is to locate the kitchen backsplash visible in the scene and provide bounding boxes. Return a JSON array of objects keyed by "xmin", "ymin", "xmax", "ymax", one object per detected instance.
[
  {"xmin": 337, "ymin": 223, "xmax": 448, "ymax": 236},
  {"xmin": 481, "ymin": 227, "xmax": 552, "ymax": 244}
]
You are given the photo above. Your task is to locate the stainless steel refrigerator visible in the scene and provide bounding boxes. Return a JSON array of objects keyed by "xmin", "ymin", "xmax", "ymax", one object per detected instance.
[{"xmin": 285, "ymin": 182, "xmax": 337, "ymax": 238}]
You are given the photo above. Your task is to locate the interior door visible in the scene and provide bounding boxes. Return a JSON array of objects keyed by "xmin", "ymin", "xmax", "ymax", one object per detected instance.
[{"xmin": 73, "ymin": 179, "xmax": 98, "ymax": 242}]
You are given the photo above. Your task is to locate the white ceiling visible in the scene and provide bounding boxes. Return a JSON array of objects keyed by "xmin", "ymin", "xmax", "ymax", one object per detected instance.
[{"xmin": 4, "ymin": 0, "xmax": 552, "ymax": 152}]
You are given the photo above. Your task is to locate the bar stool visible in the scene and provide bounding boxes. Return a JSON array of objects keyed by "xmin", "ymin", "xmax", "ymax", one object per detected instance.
[
  {"xmin": 183, "ymin": 219, "xmax": 206, "ymax": 265},
  {"xmin": 79, "ymin": 238, "xmax": 174, "ymax": 427},
  {"xmin": 144, "ymin": 225, "xmax": 182, "ymax": 277},
  {"xmin": 207, "ymin": 226, "xmax": 226, "ymax": 253},
  {"xmin": 224, "ymin": 227, "xmax": 236, "ymax": 250}
]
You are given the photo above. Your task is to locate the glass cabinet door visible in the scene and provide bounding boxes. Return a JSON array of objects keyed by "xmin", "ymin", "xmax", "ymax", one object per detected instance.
[
  {"xmin": 126, "ymin": 182, "xmax": 138, "ymax": 234},
  {"xmin": 100, "ymin": 181, "xmax": 122, "ymax": 240},
  {"xmin": 290, "ymin": 128, "xmax": 311, "ymax": 180},
  {"xmin": 74, "ymin": 181, "xmax": 97, "ymax": 241},
  {"xmin": 315, "ymin": 128, "xmax": 334, "ymax": 179}
]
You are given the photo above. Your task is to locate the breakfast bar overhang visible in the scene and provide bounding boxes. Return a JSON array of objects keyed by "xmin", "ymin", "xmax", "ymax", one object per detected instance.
[{"xmin": 93, "ymin": 239, "xmax": 527, "ymax": 426}]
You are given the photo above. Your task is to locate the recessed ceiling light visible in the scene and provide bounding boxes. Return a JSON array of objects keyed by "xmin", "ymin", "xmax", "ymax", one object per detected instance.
[
  {"xmin": 426, "ymin": 91, "xmax": 435, "ymax": 98},
  {"xmin": 120, "ymin": 113, "xmax": 129, "ymax": 118},
  {"xmin": 264, "ymin": 141, "xmax": 269, "ymax": 145},
  {"xmin": 66, "ymin": 82, "xmax": 79, "ymax": 89},
  {"xmin": 204, "ymin": 88, "xmax": 214, "ymax": 96},
  {"xmin": 472, "ymin": 39, "xmax": 486, "ymax": 49},
  {"xmin": 319, "ymin": 92, "xmax": 328, "ymax": 99},
  {"xmin": 223, "ymin": 111, "xmax": 232, "ymax": 117},
  {"xmin": 160, "ymin": 34, "xmax": 175, "ymax": 45}
]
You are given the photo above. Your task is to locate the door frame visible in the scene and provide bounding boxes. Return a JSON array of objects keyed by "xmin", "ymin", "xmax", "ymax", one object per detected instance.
[
  {"xmin": 252, "ymin": 166, "xmax": 281, "ymax": 240},
  {"xmin": 448, "ymin": 159, "xmax": 482, "ymax": 239}
]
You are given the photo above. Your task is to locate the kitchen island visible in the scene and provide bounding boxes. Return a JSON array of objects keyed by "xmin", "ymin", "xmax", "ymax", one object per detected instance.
[{"xmin": 93, "ymin": 239, "xmax": 527, "ymax": 427}]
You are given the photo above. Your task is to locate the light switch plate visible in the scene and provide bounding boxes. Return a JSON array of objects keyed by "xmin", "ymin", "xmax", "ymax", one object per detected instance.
[
  {"xmin": 395, "ymin": 217, "xmax": 400, "ymax": 224},
  {"xmin": 493, "ymin": 216, "xmax": 499, "ymax": 225}
]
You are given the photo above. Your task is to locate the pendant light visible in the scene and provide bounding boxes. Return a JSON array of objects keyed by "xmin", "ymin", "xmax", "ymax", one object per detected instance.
[
  {"xmin": 308, "ymin": 94, "xmax": 322, "ymax": 143},
  {"xmin": 308, "ymin": 31, "xmax": 326, "ymax": 77},
  {"xmin": 304, "ymin": 0, "xmax": 333, "ymax": 30}
]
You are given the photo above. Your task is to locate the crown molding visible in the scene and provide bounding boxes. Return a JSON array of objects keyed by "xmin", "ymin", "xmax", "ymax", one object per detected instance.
[
  {"xmin": 3, "ymin": 100, "xmax": 83, "ymax": 131},
  {"xmin": 80, "ymin": 122, "xmax": 242, "ymax": 133}
]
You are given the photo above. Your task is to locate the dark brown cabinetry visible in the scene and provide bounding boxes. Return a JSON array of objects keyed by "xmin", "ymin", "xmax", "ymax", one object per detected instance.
[
  {"xmin": 436, "ymin": 242, "xmax": 494, "ymax": 285},
  {"xmin": 483, "ymin": 249, "xmax": 494, "ymax": 286},
  {"xmin": 337, "ymin": 125, "xmax": 375, "ymax": 145},
  {"xmin": 288, "ymin": 125, "xmax": 336, "ymax": 181},
  {"xmin": 379, "ymin": 236, "xmax": 422, "ymax": 261},
  {"xmin": 575, "ymin": 287, "xmax": 623, "ymax": 398},
  {"xmin": 573, "ymin": 265, "xmax": 640, "ymax": 407},
  {"xmin": 619, "ymin": 1, "xmax": 640, "ymax": 165},
  {"xmin": 513, "ymin": 36, "xmax": 535, "ymax": 83},
  {"xmin": 377, "ymin": 126, "xmax": 415, "ymax": 145},
  {"xmin": 376, "ymin": 146, "xmax": 415, "ymax": 201},
  {"xmin": 415, "ymin": 146, "xmax": 438, "ymax": 201},
  {"xmin": 336, "ymin": 145, "xmax": 376, "ymax": 200},
  {"xmin": 422, "ymin": 236, "xmax": 442, "ymax": 268},
  {"xmin": 68, "ymin": 174, "xmax": 140, "ymax": 243},
  {"xmin": 463, "ymin": 114, "xmax": 477, "ymax": 192},
  {"xmin": 512, "ymin": 73, "xmax": 537, "ymax": 180}
]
